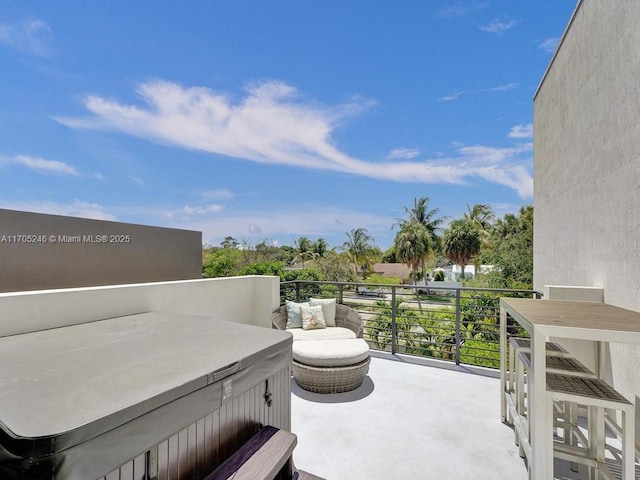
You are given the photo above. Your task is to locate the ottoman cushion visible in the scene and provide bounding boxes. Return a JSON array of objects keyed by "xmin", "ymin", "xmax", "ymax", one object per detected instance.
[
  {"xmin": 292, "ymin": 339, "xmax": 370, "ymax": 368},
  {"xmin": 288, "ymin": 327, "xmax": 356, "ymax": 342}
]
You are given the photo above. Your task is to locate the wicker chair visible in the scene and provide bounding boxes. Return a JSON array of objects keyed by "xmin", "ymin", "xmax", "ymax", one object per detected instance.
[
  {"xmin": 272, "ymin": 303, "xmax": 370, "ymax": 394},
  {"xmin": 272, "ymin": 303, "xmax": 364, "ymax": 338}
]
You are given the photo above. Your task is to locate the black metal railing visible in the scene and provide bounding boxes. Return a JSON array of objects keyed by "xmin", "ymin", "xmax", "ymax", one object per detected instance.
[{"xmin": 280, "ymin": 280, "xmax": 540, "ymax": 369}]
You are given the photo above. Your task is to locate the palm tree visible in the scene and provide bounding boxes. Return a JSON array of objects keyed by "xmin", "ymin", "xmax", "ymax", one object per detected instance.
[
  {"xmin": 464, "ymin": 204, "xmax": 495, "ymax": 274},
  {"xmin": 443, "ymin": 219, "xmax": 481, "ymax": 279},
  {"xmin": 312, "ymin": 238, "xmax": 329, "ymax": 258},
  {"xmin": 293, "ymin": 236, "xmax": 313, "ymax": 267},
  {"xmin": 342, "ymin": 228, "xmax": 379, "ymax": 279},
  {"xmin": 395, "ymin": 196, "xmax": 447, "ymax": 253},
  {"xmin": 394, "ymin": 221, "xmax": 431, "ymax": 310},
  {"xmin": 464, "ymin": 203, "xmax": 495, "ymax": 238}
]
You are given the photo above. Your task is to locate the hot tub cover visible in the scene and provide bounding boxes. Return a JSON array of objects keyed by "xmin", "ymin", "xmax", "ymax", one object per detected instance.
[{"xmin": 0, "ymin": 311, "xmax": 292, "ymax": 461}]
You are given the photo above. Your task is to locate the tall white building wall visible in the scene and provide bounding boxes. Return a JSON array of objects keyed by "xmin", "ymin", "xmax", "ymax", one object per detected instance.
[{"xmin": 534, "ymin": 0, "xmax": 640, "ymax": 414}]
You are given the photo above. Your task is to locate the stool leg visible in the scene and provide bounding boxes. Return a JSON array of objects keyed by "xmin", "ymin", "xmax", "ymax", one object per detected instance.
[
  {"xmin": 622, "ymin": 408, "xmax": 634, "ymax": 480},
  {"xmin": 508, "ymin": 341, "xmax": 515, "ymax": 424},
  {"xmin": 567, "ymin": 401, "xmax": 580, "ymax": 473},
  {"xmin": 586, "ymin": 405, "xmax": 604, "ymax": 480},
  {"xmin": 594, "ymin": 406, "xmax": 605, "ymax": 464},
  {"xmin": 516, "ymin": 354, "xmax": 525, "ymax": 416}
]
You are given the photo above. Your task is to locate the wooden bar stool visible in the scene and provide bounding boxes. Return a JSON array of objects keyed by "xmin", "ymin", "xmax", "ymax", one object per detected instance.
[
  {"xmin": 506, "ymin": 337, "xmax": 569, "ymax": 425},
  {"xmin": 517, "ymin": 352, "xmax": 596, "ymax": 417},
  {"xmin": 516, "ymin": 351, "xmax": 596, "ymax": 466},
  {"xmin": 546, "ymin": 373, "xmax": 635, "ymax": 479}
]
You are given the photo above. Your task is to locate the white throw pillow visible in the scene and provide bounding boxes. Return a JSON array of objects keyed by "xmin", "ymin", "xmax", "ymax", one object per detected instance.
[
  {"xmin": 309, "ymin": 297, "xmax": 337, "ymax": 327},
  {"xmin": 286, "ymin": 300, "xmax": 309, "ymax": 329},
  {"xmin": 300, "ymin": 304, "xmax": 326, "ymax": 330}
]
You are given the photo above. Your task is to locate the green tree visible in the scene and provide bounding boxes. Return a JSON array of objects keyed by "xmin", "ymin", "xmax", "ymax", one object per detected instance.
[
  {"xmin": 443, "ymin": 219, "xmax": 481, "ymax": 279},
  {"xmin": 394, "ymin": 221, "xmax": 432, "ymax": 310},
  {"xmin": 481, "ymin": 205, "xmax": 533, "ymax": 288},
  {"xmin": 312, "ymin": 238, "xmax": 329, "ymax": 258},
  {"xmin": 282, "ymin": 267, "xmax": 324, "ymax": 300},
  {"xmin": 203, "ymin": 247, "xmax": 244, "ymax": 277},
  {"xmin": 315, "ymin": 251, "xmax": 356, "ymax": 283},
  {"xmin": 239, "ymin": 261, "xmax": 285, "ymax": 278},
  {"xmin": 278, "ymin": 245, "xmax": 298, "ymax": 265},
  {"xmin": 464, "ymin": 203, "xmax": 496, "ymax": 273},
  {"xmin": 342, "ymin": 227, "xmax": 380, "ymax": 278},
  {"xmin": 254, "ymin": 240, "xmax": 290, "ymax": 263},
  {"xmin": 396, "ymin": 196, "xmax": 447, "ymax": 253},
  {"xmin": 293, "ymin": 236, "xmax": 313, "ymax": 267},
  {"xmin": 381, "ymin": 246, "xmax": 398, "ymax": 263},
  {"xmin": 464, "ymin": 203, "xmax": 495, "ymax": 233},
  {"xmin": 221, "ymin": 236, "xmax": 239, "ymax": 249}
]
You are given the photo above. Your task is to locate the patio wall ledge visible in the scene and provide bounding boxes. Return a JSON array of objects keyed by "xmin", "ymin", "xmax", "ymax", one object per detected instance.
[{"xmin": 0, "ymin": 276, "xmax": 280, "ymax": 337}]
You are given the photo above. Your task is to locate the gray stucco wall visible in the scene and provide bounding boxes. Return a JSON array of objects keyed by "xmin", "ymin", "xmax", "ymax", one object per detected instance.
[
  {"xmin": 534, "ymin": 0, "xmax": 640, "ymax": 410},
  {"xmin": 0, "ymin": 209, "xmax": 202, "ymax": 292}
]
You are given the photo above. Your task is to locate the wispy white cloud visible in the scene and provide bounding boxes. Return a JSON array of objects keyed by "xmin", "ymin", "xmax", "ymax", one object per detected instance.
[
  {"xmin": 457, "ymin": 143, "xmax": 532, "ymax": 165},
  {"xmin": 0, "ymin": 19, "xmax": 53, "ymax": 57},
  {"xmin": 439, "ymin": 82, "xmax": 518, "ymax": 102},
  {"xmin": 438, "ymin": 1, "xmax": 489, "ymax": 19},
  {"xmin": 57, "ymin": 79, "xmax": 532, "ymax": 198},
  {"xmin": 10, "ymin": 155, "xmax": 79, "ymax": 176},
  {"xmin": 479, "ymin": 18, "xmax": 518, "ymax": 34},
  {"xmin": 197, "ymin": 188, "xmax": 235, "ymax": 200},
  {"xmin": 183, "ymin": 204, "xmax": 224, "ymax": 215},
  {"xmin": 439, "ymin": 91, "xmax": 464, "ymax": 102},
  {"xmin": 387, "ymin": 147, "xmax": 420, "ymax": 160},
  {"xmin": 490, "ymin": 83, "xmax": 519, "ymax": 93},
  {"xmin": 129, "ymin": 176, "xmax": 146, "ymax": 186},
  {"xmin": 451, "ymin": 142, "xmax": 533, "ymax": 198},
  {"xmin": 57, "ymin": 80, "xmax": 375, "ymax": 172},
  {"xmin": 508, "ymin": 123, "xmax": 533, "ymax": 139},
  {"xmin": 176, "ymin": 206, "xmax": 395, "ymax": 247},
  {"xmin": 539, "ymin": 37, "xmax": 559, "ymax": 53},
  {"xmin": 0, "ymin": 200, "xmax": 116, "ymax": 221}
]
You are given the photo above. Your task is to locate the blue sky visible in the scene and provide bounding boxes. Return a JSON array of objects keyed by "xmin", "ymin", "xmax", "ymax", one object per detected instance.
[{"xmin": 0, "ymin": 1, "xmax": 577, "ymax": 251}]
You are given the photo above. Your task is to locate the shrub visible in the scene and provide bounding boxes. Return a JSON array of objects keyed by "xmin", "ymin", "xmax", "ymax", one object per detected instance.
[
  {"xmin": 240, "ymin": 261, "xmax": 285, "ymax": 278},
  {"xmin": 365, "ymin": 273, "xmax": 402, "ymax": 285},
  {"xmin": 281, "ymin": 269, "xmax": 324, "ymax": 301}
]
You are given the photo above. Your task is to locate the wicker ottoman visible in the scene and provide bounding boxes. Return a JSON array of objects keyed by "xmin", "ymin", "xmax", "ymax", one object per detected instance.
[{"xmin": 292, "ymin": 339, "xmax": 370, "ymax": 394}]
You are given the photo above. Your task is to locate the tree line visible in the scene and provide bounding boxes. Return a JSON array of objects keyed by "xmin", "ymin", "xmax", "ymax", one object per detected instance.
[{"xmin": 202, "ymin": 197, "xmax": 533, "ymax": 289}]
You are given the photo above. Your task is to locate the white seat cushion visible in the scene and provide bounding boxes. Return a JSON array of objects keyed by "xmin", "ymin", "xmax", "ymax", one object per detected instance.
[
  {"xmin": 288, "ymin": 327, "xmax": 356, "ymax": 342},
  {"xmin": 292, "ymin": 339, "xmax": 370, "ymax": 367}
]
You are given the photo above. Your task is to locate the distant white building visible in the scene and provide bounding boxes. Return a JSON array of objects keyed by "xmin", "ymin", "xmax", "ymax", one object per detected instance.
[{"xmin": 435, "ymin": 265, "xmax": 495, "ymax": 281}]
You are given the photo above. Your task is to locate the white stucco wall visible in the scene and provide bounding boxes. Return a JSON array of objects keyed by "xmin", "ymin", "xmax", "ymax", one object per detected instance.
[
  {"xmin": 0, "ymin": 276, "xmax": 281, "ymax": 337},
  {"xmin": 534, "ymin": 0, "xmax": 640, "ymax": 410}
]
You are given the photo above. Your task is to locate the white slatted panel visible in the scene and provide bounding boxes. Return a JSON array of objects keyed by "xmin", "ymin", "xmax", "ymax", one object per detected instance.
[{"xmin": 96, "ymin": 365, "xmax": 291, "ymax": 480}]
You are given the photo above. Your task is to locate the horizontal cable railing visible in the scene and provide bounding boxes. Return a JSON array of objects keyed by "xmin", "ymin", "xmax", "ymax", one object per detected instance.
[{"xmin": 280, "ymin": 280, "xmax": 540, "ymax": 369}]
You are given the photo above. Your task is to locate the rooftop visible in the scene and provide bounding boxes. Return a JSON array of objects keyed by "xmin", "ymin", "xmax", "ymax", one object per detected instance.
[{"xmin": 291, "ymin": 353, "xmax": 526, "ymax": 479}]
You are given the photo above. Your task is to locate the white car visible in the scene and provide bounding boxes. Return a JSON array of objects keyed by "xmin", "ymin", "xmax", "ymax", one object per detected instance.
[{"xmin": 357, "ymin": 287, "xmax": 386, "ymax": 298}]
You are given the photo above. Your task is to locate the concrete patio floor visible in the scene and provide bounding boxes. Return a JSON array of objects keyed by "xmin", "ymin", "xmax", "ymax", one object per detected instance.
[{"xmin": 290, "ymin": 353, "xmax": 527, "ymax": 480}]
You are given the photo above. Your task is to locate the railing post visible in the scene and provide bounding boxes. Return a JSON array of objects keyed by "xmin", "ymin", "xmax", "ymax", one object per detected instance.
[
  {"xmin": 338, "ymin": 283, "xmax": 343, "ymax": 304},
  {"xmin": 391, "ymin": 285, "xmax": 397, "ymax": 355},
  {"xmin": 295, "ymin": 281, "xmax": 300, "ymax": 302},
  {"xmin": 454, "ymin": 288, "xmax": 461, "ymax": 365}
]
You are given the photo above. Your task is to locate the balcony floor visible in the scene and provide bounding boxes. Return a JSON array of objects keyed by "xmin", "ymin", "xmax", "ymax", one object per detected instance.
[{"xmin": 291, "ymin": 353, "xmax": 527, "ymax": 480}]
